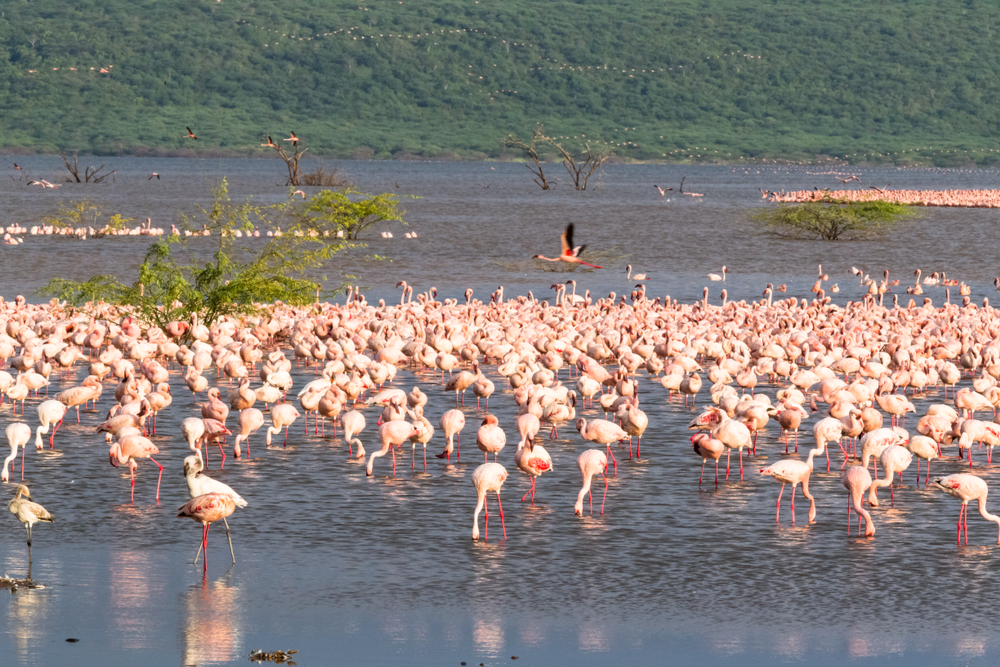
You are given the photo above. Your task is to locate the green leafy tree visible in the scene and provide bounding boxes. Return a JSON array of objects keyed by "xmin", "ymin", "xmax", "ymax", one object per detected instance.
[
  {"xmin": 748, "ymin": 200, "xmax": 917, "ymax": 240},
  {"xmin": 44, "ymin": 178, "xmax": 373, "ymax": 329},
  {"xmin": 297, "ymin": 187, "xmax": 409, "ymax": 240}
]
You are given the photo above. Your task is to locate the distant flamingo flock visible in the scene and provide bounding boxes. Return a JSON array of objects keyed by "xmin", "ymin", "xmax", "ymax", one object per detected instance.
[
  {"xmin": 767, "ymin": 187, "xmax": 1000, "ymax": 208},
  {"xmin": 5, "ymin": 266, "xmax": 1000, "ymax": 577}
]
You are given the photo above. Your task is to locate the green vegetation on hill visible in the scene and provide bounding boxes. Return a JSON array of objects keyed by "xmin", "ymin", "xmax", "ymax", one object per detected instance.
[{"xmin": 4, "ymin": 0, "xmax": 1000, "ymax": 164}]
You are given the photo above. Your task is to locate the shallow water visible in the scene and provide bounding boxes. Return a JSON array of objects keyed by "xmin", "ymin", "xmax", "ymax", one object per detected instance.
[{"xmin": 1, "ymin": 160, "xmax": 1000, "ymax": 666}]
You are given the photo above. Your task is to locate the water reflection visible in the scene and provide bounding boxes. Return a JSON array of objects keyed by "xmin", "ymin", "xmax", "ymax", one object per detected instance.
[
  {"xmin": 472, "ymin": 614, "xmax": 504, "ymax": 653},
  {"xmin": 577, "ymin": 622, "xmax": 608, "ymax": 652},
  {"xmin": 109, "ymin": 550, "xmax": 167, "ymax": 649},
  {"xmin": 5, "ymin": 585, "xmax": 49, "ymax": 655},
  {"xmin": 181, "ymin": 572, "xmax": 241, "ymax": 665}
]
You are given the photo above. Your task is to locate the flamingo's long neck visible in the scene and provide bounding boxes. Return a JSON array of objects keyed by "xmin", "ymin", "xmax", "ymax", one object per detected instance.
[
  {"xmin": 975, "ymin": 497, "xmax": 1000, "ymax": 531},
  {"xmin": 473, "ymin": 491, "xmax": 486, "ymax": 538},
  {"xmin": 575, "ymin": 473, "xmax": 594, "ymax": 513}
]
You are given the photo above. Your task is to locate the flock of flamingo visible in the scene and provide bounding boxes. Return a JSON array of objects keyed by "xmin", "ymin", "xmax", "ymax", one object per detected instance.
[
  {"xmin": 766, "ymin": 187, "xmax": 1000, "ymax": 208},
  {"xmin": 4, "ymin": 261, "xmax": 1000, "ymax": 575}
]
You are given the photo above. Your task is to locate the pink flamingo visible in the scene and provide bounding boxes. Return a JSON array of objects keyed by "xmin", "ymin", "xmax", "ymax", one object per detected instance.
[
  {"xmin": 201, "ymin": 387, "xmax": 230, "ymax": 426},
  {"xmin": 177, "ymin": 493, "xmax": 237, "ymax": 574},
  {"xmin": 933, "ymin": 474, "xmax": 1000, "ymax": 545},
  {"xmin": 109, "ymin": 435, "xmax": 163, "ymax": 502},
  {"xmin": 3, "ymin": 423, "xmax": 31, "ymax": 482},
  {"xmin": 472, "ymin": 462, "xmax": 508, "ymax": 541},
  {"xmin": 367, "ymin": 420, "xmax": 417, "ymax": 477},
  {"xmin": 868, "ymin": 445, "xmax": 912, "ymax": 508},
  {"xmin": 576, "ymin": 417, "xmax": 625, "ymax": 475},
  {"xmin": 691, "ymin": 433, "xmax": 725, "ymax": 487},
  {"xmin": 532, "ymin": 223, "xmax": 602, "ymax": 269},
  {"xmin": 436, "ymin": 409, "xmax": 465, "ymax": 461},
  {"xmin": 574, "ymin": 449, "xmax": 609, "ymax": 515},
  {"xmin": 758, "ymin": 444, "xmax": 821, "ymax": 525},
  {"xmin": 184, "ymin": 455, "xmax": 246, "ymax": 565},
  {"xmin": 515, "ymin": 435, "xmax": 552, "ymax": 503},
  {"xmin": 35, "ymin": 399, "xmax": 67, "ymax": 450},
  {"xmin": 341, "ymin": 410, "xmax": 366, "ymax": 459},
  {"xmin": 266, "ymin": 404, "xmax": 300, "ymax": 447},
  {"xmin": 233, "ymin": 408, "xmax": 264, "ymax": 458},
  {"xmin": 476, "ymin": 414, "xmax": 506, "ymax": 462},
  {"xmin": 841, "ymin": 466, "xmax": 876, "ymax": 537},
  {"xmin": 55, "ymin": 375, "xmax": 102, "ymax": 422}
]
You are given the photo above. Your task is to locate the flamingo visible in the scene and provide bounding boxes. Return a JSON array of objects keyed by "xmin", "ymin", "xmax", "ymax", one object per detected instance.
[
  {"xmin": 476, "ymin": 414, "xmax": 506, "ymax": 462},
  {"xmin": 341, "ymin": 410, "xmax": 366, "ymax": 459},
  {"xmin": 758, "ymin": 444, "xmax": 821, "ymax": 525},
  {"xmin": 283, "ymin": 131, "xmax": 301, "ymax": 145},
  {"xmin": 841, "ymin": 466, "xmax": 876, "ymax": 537},
  {"xmin": 933, "ymin": 474, "xmax": 1000, "ymax": 545},
  {"xmin": 55, "ymin": 375, "xmax": 101, "ymax": 422},
  {"xmin": 3, "ymin": 423, "xmax": 31, "ymax": 482},
  {"xmin": 868, "ymin": 445, "xmax": 913, "ymax": 508},
  {"xmin": 471, "ymin": 462, "xmax": 508, "ymax": 541},
  {"xmin": 576, "ymin": 417, "xmax": 625, "ymax": 475},
  {"xmin": 691, "ymin": 433, "xmax": 725, "ymax": 487},
  {"xmin": 708, "ymin": 266, "xmax": 727, "ymax": 281},
  {"xmin": 184, "ymin": 126, "xmax": 198, "ymax": 139},
  {"xmin": 8, "ymin": 485, "xmax": 54, "ymax": 566},
  {"xmin": 184, "ymin": 455, "xmax": 246, "ymax": 566},
  {"xmin": 515, "ymin": 435, "xmax": 552, "ymax": 503},
  {"xmin": 532, "ymin": 223, "xmax": 602, "ymax": 269},
  {"xmin": 367, "ymin": 420, "xmax": 417, "ymax": 477},
  {"xmin": 177, "ymin": 493, "xmax": 237, "ymax": 574},
  {"xmin": 233, "ymin": 408, "xmax": 265, "ymax": 458},
  {"xmin": 266, "ymin": 404, "xmax": 299, "ymax": 447},
  {"xmin": 109, "ymin": 435, "xmax": 162, "ymax": 502},
  {"xmin": 625, "ymin": 264, "xmax": 650, "ymax": 280},
  {"xmin": 906, "ymin": 435, "xmax": 940, "ymax": 486},
  {"xmin": 35, "ymin": 399, "xmax": 67, "ymax": 450},
  {"xmin": 574, "ymin": 449, "xmax": 609, "ymax": 515}
]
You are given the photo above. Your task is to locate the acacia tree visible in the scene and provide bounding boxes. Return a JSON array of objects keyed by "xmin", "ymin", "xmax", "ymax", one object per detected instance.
[
  {"xmin": 43, "ymin": 178, "xmax": 364, "ymax": 328},
  {"xmin": 501, "ymin": 126, "xmax": 614, "ymax": 190},
  {"xmin": 296, "ymin": 187, "xmax": 409, "ymax": 240}
]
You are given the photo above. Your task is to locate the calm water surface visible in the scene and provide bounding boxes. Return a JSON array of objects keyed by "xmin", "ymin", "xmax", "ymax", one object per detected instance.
[{"xmin": 1, "ymin": 160, "xmax": 1000, "ymax": 666}]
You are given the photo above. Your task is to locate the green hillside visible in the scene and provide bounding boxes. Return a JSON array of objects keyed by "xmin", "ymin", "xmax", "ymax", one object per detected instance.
[{"xmin": 3, "ymin": 0, "xmax": 1000, "ymax": 164}]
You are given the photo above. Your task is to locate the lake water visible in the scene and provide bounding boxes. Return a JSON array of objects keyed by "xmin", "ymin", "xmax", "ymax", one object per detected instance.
[{"xmin": 2, "ymin": 159, "xmax": 1000, "ymax": 666}]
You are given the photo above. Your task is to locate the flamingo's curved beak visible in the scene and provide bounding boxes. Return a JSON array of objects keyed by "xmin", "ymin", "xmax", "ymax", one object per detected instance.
[{"xmin": 109, "ymin": 454, "xmax": 118, "ymax": 468}]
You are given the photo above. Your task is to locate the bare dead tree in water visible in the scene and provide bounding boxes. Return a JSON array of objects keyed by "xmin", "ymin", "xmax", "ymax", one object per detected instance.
[
  {"xmin": 60, "ymin": 154, "xmax": 116, "ymax": 183},
  {"xmin": 263, "ymin": 134, "xmax": 308, "ymax": 186},
  {"xmin": 500, "ymin": 129, "xmax": 551, "ymax": 190},
  {"xmin": 502, "ymin": 125, "xmax": 613, "ymax": 191}
]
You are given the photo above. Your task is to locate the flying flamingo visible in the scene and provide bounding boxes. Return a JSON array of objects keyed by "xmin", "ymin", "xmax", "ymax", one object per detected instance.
[
  {"xmin": 574, "ymin": 449, "xmax": 609, "ymax": 515},
  {"xmin": 261, "ymin": 136, "xmax": 279, "ymax": 148},
  {"xmin": 933, "ymin": 474, "xmax": 1000, "ymax": 546},
  {"xmin": 283, "ymin": 131, "xmax": 301, "ymax": 145},
  {"xmin": 8, "ymin": 485, "xmax": 54, "ymax": 566},
  {"xmin": 233, "ymin": 408, "xmax": 265, "ymax": 458},
  {"xmin": 109, "ymin": 435, "xmax": 163, "ymax": 502},
  {"xmin": 35, "ymin": 399, "xmax": 67, "ymax": 450},
  {"xmin": 476, "ymin": 414, "xmax": 506, "ymax": 462},
  {"xmin": 758, "ymin": 444, "xmax": 821, "ymax": 525},
  {"xmin": 868, "ymin": 445, "xmax": 913, "ymax": 508},
  {"xmin": 367, "ymin": 420, "xmax": 417, "ymax": 477},
  {"xmin": 691, "ymin": 432, "xmax": 725, "ymax": 487},
  {"xmin": 515, "ymin": 435, "xmax": 552, "ymax": 503},
  {"xmin": 532, "ymin": 223, "xmax": 602, "ymax": 268},
  {"xmin": 471, "ymin": 462, "xmax": 508, "ymax": 541},
  {"xmin": 184, "ymin": 127, "xmax": 198, "ymax": 140},
  {"xmin": 3, "ymin": 423, "xmax": 31, "ymax": 482},
  {"xmin": 653, "ymin": 185, "xmax": 671, "ymax": 196},
  {"xmin": 841, "ymin": 466, "xmax": 876, "ymax": 538},
  {"xmin": 177, "ymin": 493, "xmax": 237, "ymax": 574},
  {"xmin": 266, "ymin": 404, "xmax": 300, "ymax": 447}
]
